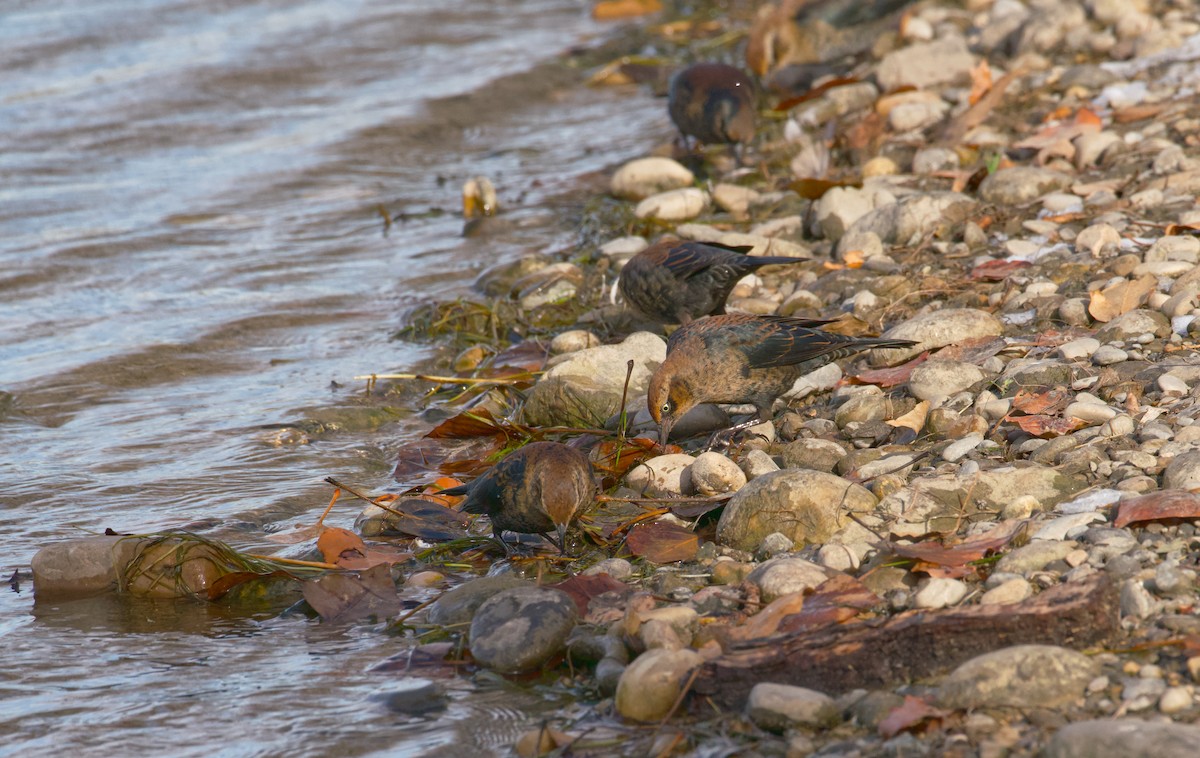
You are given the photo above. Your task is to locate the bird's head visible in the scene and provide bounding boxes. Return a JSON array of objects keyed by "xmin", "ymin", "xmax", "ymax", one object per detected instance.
[{"xmin": 648, "ymin": 366, "xmax": 696, "ymax": 446}]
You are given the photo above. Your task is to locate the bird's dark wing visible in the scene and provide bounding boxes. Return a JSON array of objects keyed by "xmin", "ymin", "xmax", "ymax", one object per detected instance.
[
  {"xmin": 660, "ymin": 242, "xmax": 754, "ymax": 279},
  {"xmin": 737, "ymin": 317, "xmax": 872, "ymax": 368}
]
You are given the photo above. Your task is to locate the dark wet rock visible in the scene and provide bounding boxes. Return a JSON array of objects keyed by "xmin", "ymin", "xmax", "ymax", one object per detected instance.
[
  {"xmin": 1044, "ymin": 719, "xmax": 1200, "ymax": 758},
  {"xmin": 31, "ymin": 536, "xmax": 142, "ymax": 598},
  {"xmin": 937, "ymin": 644, "xmax": 1098, "ymax": 709},
  {"xmin": 716, "ymin": 469, "xmax": 877, "ymax": 552},
  {"xmin": 373, "ymin": 678, "xmax": 446, "ymax": 715},
  {"xmin": 746, "ymin": 683, "xmax": 840, "ymax": 732},
  {"xmin": 469, "ymin": 586, "xmax": 577, "ymax": 674},
  {"xmin": 426, "ymin": 576, "xmax": 529, "ymax": 626}
]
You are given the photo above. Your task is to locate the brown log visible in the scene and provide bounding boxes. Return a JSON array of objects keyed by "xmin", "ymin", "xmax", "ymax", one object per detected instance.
[{"xmin": 694, "ymin": 573, "xmax": 1117, "ymax": 708}]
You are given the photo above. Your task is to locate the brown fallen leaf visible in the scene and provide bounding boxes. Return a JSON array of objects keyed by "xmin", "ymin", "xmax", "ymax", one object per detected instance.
[
  {"xmin": 777, "ymin": 575, "xmax": 881, "ymax": 634},
  {"xmin": 789, "ymin": 178, "xmax": 861, "ymax": 200},
  {"xmin": 728, "ymin": 592, "xmax": 807, "ymax": 643},
  {"xmin": 1011, "ymin": 387, "xmax": 1073, "ymax": 416},
  {"xmin": 553, "ymin": 573, "xmax": 631, "ymax": 616},
  {"xmin": 887, "ymin": 400, "xmax": 930, "ymax": 434},
  {"xmin": 1012, "ymin": 414, "xmax": 1085, "ymax": 438},
  {"xmin": 626, "ymin": 521, "xmax": 699, "ymax": 564},
  {"xmin": 890, "ymin": 519, "xmax": 1027, "ymax": 570},
  {"xmin": 317, "ymin": 527, "xmax": 412, "ymax": 570},
  {"xmin": 878, "ymin": 695, "xmax": 949, "ymax": 738},
  {"xmin": 301, "ymin": 564, "xmax": 400, "ymax": 622},
  {"xmin": 852, "ymin": 352, "xmax": 928, "ymax": 387},
  {"xmin": 1088, "ymin": 275, "xmax": 1157, "ymax": 322},
  {"xmin": 969, "ymin": 259, "xmax": 1032, "ymax": 281},
  {"xmin": 1114, "ymin": 490, "xmax": 1200, "ymax": 528}
]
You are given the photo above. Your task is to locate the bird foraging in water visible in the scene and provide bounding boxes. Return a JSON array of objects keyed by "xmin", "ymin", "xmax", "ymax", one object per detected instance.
[
  {"xmin": 667, "ymin": 62, "xmax": 757, "ymax": 149},
  {"xmin": 618, "ymin": 239, "xmax": 808, "ymax": 325},
  {"xmin": 647, "ymin": 314, "xmax": 916, "ymax": 443},
  {"xmin": 439, "ymin": 441, "xmax": 595, "ymax": 554}
]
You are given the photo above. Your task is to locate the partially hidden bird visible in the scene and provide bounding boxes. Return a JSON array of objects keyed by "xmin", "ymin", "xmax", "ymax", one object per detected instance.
[
  {"xmin": 439, "ymin": 441, "xmax": 595, "ymax": 554},
  {"xmin": 667, "ymin": 62, "xmax": 758, "ymax": 148},
  {"xmin": 618, "ymin": 239, "xmax": 809, "ymax": 325},
  {"xmin": 647, "ymin": 314, "xmax": 916, "ymax": 443}
]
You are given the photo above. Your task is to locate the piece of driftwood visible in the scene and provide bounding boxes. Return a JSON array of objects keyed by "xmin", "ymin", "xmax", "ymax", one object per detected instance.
[{"xmin": 694, "ymin": 573, "xmax": 1117, "ymax": 708}]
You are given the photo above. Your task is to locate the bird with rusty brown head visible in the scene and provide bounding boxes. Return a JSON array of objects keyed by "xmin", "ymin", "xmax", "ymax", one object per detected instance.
[
  {"xmin": 618, "ymin": 239, "xmax": 809, "ymax": 325},
  {"xmin": 440, "ymin": 441, "xmax": 595, "ymax": 554},
  {"xmin": 647, "ymin": 314, "xmax": 916, "ymax": 443},
  {"xmin": 667, "ymin": 62, "xmax": 757, "ymax": 149}
]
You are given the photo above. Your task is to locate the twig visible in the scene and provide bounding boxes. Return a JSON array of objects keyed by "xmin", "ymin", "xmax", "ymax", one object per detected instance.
[
  {"xmin": 324, "ymin": 476, "xmax": 410, "ymax": 520},
  {"xmin": 351, "ymin": 372, "xmax": 539, "ymax": 384},
  {"xmin": 597, "ymin": 493, "xmax": 735, "ymax": 504},
  {"xmin": 243, "ymin": 554, "xmax": 340, "ymax": 570}
]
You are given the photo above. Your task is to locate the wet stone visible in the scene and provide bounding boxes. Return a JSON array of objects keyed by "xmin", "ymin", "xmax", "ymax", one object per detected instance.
[
  {"xmin": 426, "ymin": 576, "xmax": 530, "ymax": 626},
  {"xmin": 1045, "ymin": 719, "xmax": 1200, "ymax": 758},
  {"xmin": 937, "ymin": 645, "xmax": 1099, "ymax": 709},
  {"xmin": 468, "ymin": 586, "xmax": 577, "ymax": 674},
  {"xmin": 614, "ymin": 648, "xmax": 704, "ymax": 722},
  {"xmin": 746, "ymin": 683, "xmax": 840, "ymax": 732}
]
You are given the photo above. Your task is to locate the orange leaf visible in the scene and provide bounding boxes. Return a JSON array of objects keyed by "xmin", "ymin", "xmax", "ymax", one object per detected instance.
[
  {"xmin": 731, "ymin": 592, "xmax": 807, "ymax": 642},
  {"xmin": 1088, "ymin": 275, "xmax": 1156, "ymax": 322},
  {"xmin": 789, "ymin": 178, "xmax": 861, "ymax": 200},
  {"xmin": 592, "ymin": 0, "xmax": 661, "ymax": 20},
  {"xmin": 1011, "ymin": 387, "xmax": 1072, "ymax": 416},
  {"xmin": 891, "ymin": 519, "xmax": 1026, "ymax": 569},
  {"xmin": 317, "ymin": 527, "xmax": 365, "ymax": 565},
  {"xmin": 626, "ymin": 521, "xmax": 699, "ymax": 564},
  {"xmin": 879, "ymin": 696, "xmax": 948, "ymax": 738},
  {"xmin": 777, "ymin": 575, "xmax": 880, "ymax": 634},
  {"xmin": 1114, "ymin": 490, "xmax": 1200, "ymax": 528},
  {"xmin": 969, "ymin": 259, "xmax": 1032, "ymax": 281},
  {"xmin": 1012, "ymin": 414, "xmax": 1085, "ymax": 437},
  {"xmin": 852, "ymin": 352, "xmax": 928, "ymax": 387}
]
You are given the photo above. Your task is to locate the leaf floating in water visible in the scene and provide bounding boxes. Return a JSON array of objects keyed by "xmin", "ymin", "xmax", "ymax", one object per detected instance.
[
  {"xmin": 626, "ymin": 521, "xmax": 699, "ymax": 564},
  {"xmin": 317, "ymin": 527, "xmax": 411, "ymax": 570},
  {"xmin": 553, "ymin": 573, "xmax": 631, "ymax": 616},
  {"xmin": 301, "ymin": 564, "xmax": 400, "ymax": 622}
]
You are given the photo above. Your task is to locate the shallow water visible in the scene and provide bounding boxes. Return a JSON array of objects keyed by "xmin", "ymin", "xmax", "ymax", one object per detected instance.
[{"xmin": 0, "ymin": 1, "xmax": 668, "ymax": 752}]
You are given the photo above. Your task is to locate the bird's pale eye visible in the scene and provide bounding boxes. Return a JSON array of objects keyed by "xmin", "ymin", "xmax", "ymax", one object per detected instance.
[{"xmin": 661, "ymin": 402, "xmax": 672, "ymax": 415}]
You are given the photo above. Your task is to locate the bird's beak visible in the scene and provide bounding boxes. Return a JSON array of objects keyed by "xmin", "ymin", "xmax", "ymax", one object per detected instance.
[
  {"xmin": 658, "ymin": 416, "xmax": 675, "ymax": 449},
  {"xmin": 555, "ymin": 523, "xmax": 569, "ymax": 555}
]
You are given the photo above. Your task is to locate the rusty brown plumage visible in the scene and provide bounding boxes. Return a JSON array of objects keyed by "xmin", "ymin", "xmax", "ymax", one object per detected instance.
[
  {"xmin": 667, "ymin": 63, "xmax": 758, "ymax": 147},
  {"xmin": 647, "ymin": 314, "xmax": 916, "ymax": 443},
  {"xmin": 618, "ymin": 239, "xmax": 808, "ymax": 325},
  {"xmin": 440, "ymin": 441, "xmax": 595, "ymax": 553}
]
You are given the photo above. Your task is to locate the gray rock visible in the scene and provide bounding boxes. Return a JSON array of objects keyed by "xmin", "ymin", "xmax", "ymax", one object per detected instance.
[
  {"xmin": 842, "ymin": 192, "xmax": 975, "ymax": 250},
  {"xmin": 614, "ymin": 648, "xmax": 704, "ymax": 722},
  {"xmin": 1164, "ymin": 453, "xmax": 1200, "ymax": 490},
  {"xmin": 913, "ymin": 578, "xmax": 968, "ymax": 609},
  {"xmin": 1096, "ymin": 309, "xmax": 1170, "ymax": 341},
  {"xmin": 980, "ymin": 166, "xmax": 1074, "ymax": 205},
  {"xmin": 1045, "ymin": 719, "xmax": 1200, "ymax": 758},
  {"xmin": 427, "ymin": 576, "xmax": 530, "ymax": 626},
  {"xmin": 31, "ymin": 536, "xmax": 143, "ymax": 598},
  {"xmin": 877, "ymin": 36, "xmax": 976, "ymax": 91},
  {"xmin": 1058, "ymin": 337, "xmax": 1101, "ymax": 361},
  {"xmin": 907, "ymin": 360, "xmax": 988, "ymax": 401},
  {"xmin": 634, "ymin": 188, "xmax": 708, "ymax": 221},
  {"xmin": 610, "ymin": 157, "xmax": 694, "ymax": 200},
  {"xmin": 746, "ymin": 683, "xmax": 840, "ymax": 732},
  {"xmin": 626, "ymin": 453, "xmax": 696, "ymax": 497},
  {"xmin": 937, "ymin": 644, "xmax": 1099, "ymax": 709},
  {"xmin": 1120, "ymin": 579, "xmax": 1159, "ymax": 619},
  {"xmin": 375, "ymin": 678, "xmax": 446, "ymax": 715},
  {"xmin": 741, "ymin": 449, "xmax": 781, "ymax": 480},
  {"xmin": 685, "ymin": 452, "xmax": 746, "ymax": 496},
  {"xmin": 469, "ymin": 586, "xmax": 578, "ymax": 674},
  {"xmin": 747, "ymin": 557, "xmax": 830, "ymax": 602},
  {"xmin": 584, "ymin": 558, "xmax": 634, "ymax": 581},
  {"xmin": 549, "ymin": 330, "xmax": 601, "ymax": 355},
  {"xmin": 878, "ymin": 308, "xmax": 1004, "ymax": 362},
  {"xmin": 1091, "ymin": 345, "xmax": 1129, "ymax": 365},
  {"xmin": 980, "ymin": 578, "xmax": 1033, "ymax": 605},
  {"xmin": 780, "ymin": 437, "xmax": 847, "ymax": 472},
  {"xmin": 523, "ymin": 332, "xmax": 665, "ymax": 427},
  {"xmin": 1075, "ymin": 223, "xmax": 1121, "ymax": 257},
  {"xmin": 716, "ymin": 469, "xmax": 877, "ymax": 551},
  {"xmin": 816, "ymin": 186, "xmax": 882, "ymax": 241},
  {"xmin": 758, "ymin": 532, "xmax": 796, "ymax": 557}
]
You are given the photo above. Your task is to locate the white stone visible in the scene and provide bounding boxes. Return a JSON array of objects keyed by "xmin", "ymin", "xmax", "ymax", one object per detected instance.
[
  {"xmin": 634, "ymin": 188, "xmax": 709, "ymax": 221},
  {"xmin": 611, "ymin": 157, "xmax": 694, "ymax": 200}
]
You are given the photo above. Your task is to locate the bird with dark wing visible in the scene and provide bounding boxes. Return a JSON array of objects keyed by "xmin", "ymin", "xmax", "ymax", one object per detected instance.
[
  {"xmin": 439, "ymin": 441, "xmax": 595, "ymax": 554},
  {"xmin": 618, "ymin": 239, "xmax": 808, "ymax": 325},
  {"xmin": 647, "ymin": 314, "xmax": 916, "ymax": 443}
]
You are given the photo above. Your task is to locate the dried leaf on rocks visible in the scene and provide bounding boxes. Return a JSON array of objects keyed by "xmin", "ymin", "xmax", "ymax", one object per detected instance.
[
  {"xmin": 1012, "ymin": 414, "xmax": 1085, "ymax": 438},
  {"xmin": 890, "ymin": 519, "xmax": 1027, "ymax": 571},
  {"xmin": 878, "ymin": 696, "xmax": 948, "ymax": 738},
  {"xmin": 301, "ymin": 563, "xmax": 400, "ymax": 621},
  {"xmin": 887, "ymin": 400, "xmax": 930, "ymax": 433},
  {"xmin": 777, "ymin": 575, "xmax": 881, "ymax": 634},
  {"xmin": 853, "ymin": 353, "xmax": 928, "ymax": 387},
  {"xmin": 591, "ymin": 437, "xmax": 661, "ymax": 483},
  {"xmin": 317, "ymin": 527, "xmax": 412, "ymax": 570},
  {"xmin": 626, "ymin": 521, "xmax": 699, "ymax": 563},
  {"xmin": 1011, "ymin": 387, "xmax": 1073, "ymax": 416},
  {"xmin": 393, "ymin": 409, "xmax": 526, "ymax": 486},
  {"xmin": 1088, "ymin": 275, "xmax": 1156, "ymax": 322},
  {"xmin": 1164, "ymin": 224, "xmax": 1200, "ymax": 238},
  {"xmin": 553, "ymin": 573, "xmax": 631, "ymax": 616},
  {"xmin": 969, "ymin": 259, "xmax": 1032, "ymax": 281},
  {"xmin": 774, "ymin": 77, "xmax": 860, "ymax": 112},
  {"xmin": 931, "ymin": 336, "xmax": 1006, "ymax": 365},
  {"xmin": 728, "ymin": 592, "xmax": 807, "ymax": 643},
  {"xmin": 1114, "ymin": 490, "xmax": 1200, "ymax": 528}
]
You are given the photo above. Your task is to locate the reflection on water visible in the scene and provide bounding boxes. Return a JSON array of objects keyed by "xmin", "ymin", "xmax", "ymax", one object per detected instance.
[{"xmin": 0, "ymin": 0, "xmax": 669, "ymax": 752}]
